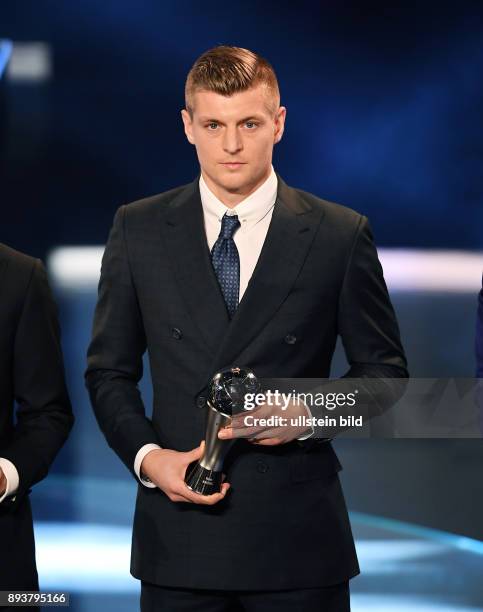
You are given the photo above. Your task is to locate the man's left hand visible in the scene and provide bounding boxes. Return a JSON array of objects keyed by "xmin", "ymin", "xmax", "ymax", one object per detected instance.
[{"xmin": 218, "ymin": 399, "xmax": 311, "ymax": 446}]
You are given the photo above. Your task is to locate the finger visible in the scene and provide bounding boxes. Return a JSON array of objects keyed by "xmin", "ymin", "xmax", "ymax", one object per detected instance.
[
  {"xmin": 228, "ymin": 411, "xmax": 280, "ymax": 434},
  {"xmin": 186, "ymin": 490, "xmax": 228, "ymax": 505},
  {"xmin": 219, "ymin": 424, "xmax": 269, "ymax": 439},
  {"xmin": 171, "ymin": 486, "xmax": 202, "ymax": 503},
  {"xmin": 220, "ymin": 482, "xmax": 231, "ymax": 496},
  {"xmin": 218, "ymin": 427, "xmax": 234, "ymax": 439},
  {"xmin": 179, "ymin": 482, "xmax": 231, "ymax": 505},
  {"xmin": 184, "ymin": 440, "xmax": 205, "ymax": 462},
  {"xmin": 171, "ymin": 493, "xmax": 194, "ymax": 503},
  {"xmin": 245, "ymin": 427, "xmax": 282, "ymax": 440},
  {"xmin": 249, "ymin": 437, "xmax": 284, "ymax": 446},
  {"xmin": 218, "ymin": 427, "xmax": 245, "ymax": 440},
  {"xmin": 230, "ymin": 405, "xmax": 274, "ymax": 427}
]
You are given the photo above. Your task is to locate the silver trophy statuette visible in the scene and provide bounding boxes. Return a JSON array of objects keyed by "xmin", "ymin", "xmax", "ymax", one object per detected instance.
[{"xmin": 185, "ymin": 366, "xmax": 259, "ymax": 496}]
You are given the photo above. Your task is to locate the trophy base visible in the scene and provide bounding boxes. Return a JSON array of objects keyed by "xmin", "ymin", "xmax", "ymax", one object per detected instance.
[{"xmin": 185, "ymin": 462, "xmax": 223, "ymax": 496}]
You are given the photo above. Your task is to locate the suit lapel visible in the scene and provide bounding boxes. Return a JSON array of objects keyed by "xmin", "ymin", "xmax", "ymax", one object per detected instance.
[
  {"xmin": 211, "ymin": 175, "xmax": 324, "ymax": 371},
  {"xmin": 161, "ymin": 178, "xmax": 230, "ymax": 354},
  {"xmin": 161, "ymin": 175, "xmax": 324, "ymax": 375}
]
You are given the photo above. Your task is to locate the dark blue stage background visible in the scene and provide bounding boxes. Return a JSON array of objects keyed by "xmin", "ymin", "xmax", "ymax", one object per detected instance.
[
  {"xmin": 1, "ymin": 1, "xmax": 483, "ymax": 257},
  {"xmin": 1, "ymin": 2, "xmax": 483, "ymax": 611}
]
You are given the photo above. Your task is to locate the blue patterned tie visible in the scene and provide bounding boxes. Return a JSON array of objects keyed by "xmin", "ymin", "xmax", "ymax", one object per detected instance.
[{"xmin": 211, "ymin": 213, "xmax": 241, "ymax": 318}]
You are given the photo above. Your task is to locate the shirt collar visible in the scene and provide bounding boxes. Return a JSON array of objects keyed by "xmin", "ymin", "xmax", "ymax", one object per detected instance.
[{"xmin": 199, "ymin": 166, "xmax": 277, "ymax": 233}]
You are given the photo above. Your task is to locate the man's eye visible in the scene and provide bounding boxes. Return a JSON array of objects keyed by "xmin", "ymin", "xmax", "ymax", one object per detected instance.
[
  {"xmin": 245, "ymin": 122, "xmax": 257, "ymax": 129},
  {"xmin": 207, "ymin": 122, "xmax": 219, "ymax": 130}
]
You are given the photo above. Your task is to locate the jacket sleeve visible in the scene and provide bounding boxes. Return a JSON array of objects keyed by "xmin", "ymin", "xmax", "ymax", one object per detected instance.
[
  {"xmin": 302, "ymin": 215, "xmax": 408, "ymax": 441},
  {"xmin": 338, "ymin": 215, "xmax": 408, "ymax": 379},
  {"xmin": 85, "ymin": 205, "xmax": 160, "ymax": 477},
  {"xmin": 1, "ymin": 259, "xmax": 74, "ymax": 508}
]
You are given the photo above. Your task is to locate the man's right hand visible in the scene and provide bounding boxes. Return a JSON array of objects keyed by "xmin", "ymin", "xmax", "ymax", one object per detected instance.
[
  {"xmin": 0, "ymin": 467, "xmax": 6, "ymax": 497},
  {"xmin": 140, "ymin": 441, "xmax": 231, "ymax": 505}
]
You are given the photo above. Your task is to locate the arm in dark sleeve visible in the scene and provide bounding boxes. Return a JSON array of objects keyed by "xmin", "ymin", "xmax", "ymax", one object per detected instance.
[
  {"xmin": 1, "ymin": 259, "xmax": 74, "ymax": 507},
  {"xmin": 338, "ymin": 215, "xmax": 408, "ymax": 379},
  {"xmin": 304, "ymin": 216, "xmax": 408, "ymax": 439},
  {"xmin": 85, "ymin": 205, "xmax": 160, "ymax": 477}
]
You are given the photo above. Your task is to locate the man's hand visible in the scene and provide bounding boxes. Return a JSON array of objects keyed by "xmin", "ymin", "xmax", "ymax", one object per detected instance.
[
  {"xmin": 0, "ymin": 467, "xmax": 6, "ymax": 497},
  {"xmin": 140, "ymin": 441, "xmax": 231, "ymax": 505},
  {"xmin": 218, "ymin": 399, "xmax": 311, "ymax": 446}
]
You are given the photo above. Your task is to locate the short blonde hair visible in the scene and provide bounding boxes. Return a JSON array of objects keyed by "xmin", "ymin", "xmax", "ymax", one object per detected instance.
[{"xmin": 185, "ymin": 45, "xmax": 280, "ymax": 117}]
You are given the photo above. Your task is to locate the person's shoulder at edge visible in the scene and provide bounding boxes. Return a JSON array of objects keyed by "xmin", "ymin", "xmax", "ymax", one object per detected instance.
[
  {"xmin": 290, "ymin": 183, "xmax": 361, "ymax": 215},
  {"xmin": 286, "ymin": 182, "xmax": 366, "ymax": 232},
  {"xmin": 0, "ymin": 242, "xmax": 38, "ymax": 269},
  {"xmin": 0, "ymin": 244, "xmax": 43, "ymax": 334},
  {"xmin": 120, "ymin": 181, "xmax": 195, "ymax": 218}
]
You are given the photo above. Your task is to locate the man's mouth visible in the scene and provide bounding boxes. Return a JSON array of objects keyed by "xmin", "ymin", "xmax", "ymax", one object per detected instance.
[{"xmin": 221, "ymin": 162, "xmax": 246, "ymax": 169}]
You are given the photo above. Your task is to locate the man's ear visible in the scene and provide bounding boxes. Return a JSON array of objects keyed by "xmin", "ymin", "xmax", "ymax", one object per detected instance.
[
  {"xmin": 273, "ymin": 106, "xmax": 286, "ymax": 144},
  {"xmin": 181, "ymin": 109, "xmax": 195, "ymax": 145}
]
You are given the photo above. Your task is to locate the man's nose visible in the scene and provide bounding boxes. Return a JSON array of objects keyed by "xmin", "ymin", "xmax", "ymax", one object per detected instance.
[{"xmin": 222, "ymin": 126, "xmax": 242, "ymax": 154}]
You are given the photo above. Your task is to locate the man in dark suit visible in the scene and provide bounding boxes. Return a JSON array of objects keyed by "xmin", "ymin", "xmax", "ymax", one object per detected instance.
[
  {"xmin": 86, "ymin": 46, "xmax": 407, "ymax": 611},
  {"xmin": 0, "ymin": 244, "xmax": 74, "ymax": 608}
]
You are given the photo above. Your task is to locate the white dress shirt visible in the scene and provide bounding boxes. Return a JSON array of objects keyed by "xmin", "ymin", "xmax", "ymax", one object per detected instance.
[
  {"xmin": 200, "ymin": 166, "xmax": 277, "ymax": 301},
  {"xmin": 133, "ymin": 166, "xmax": 313, "ymax": 486},
  {"xmin": 0, "ymin": 457, "xmax": 19, "ymax": 503}
]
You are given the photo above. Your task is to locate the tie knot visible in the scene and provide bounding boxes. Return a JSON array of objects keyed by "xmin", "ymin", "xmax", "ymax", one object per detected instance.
[{"xmin": 220, "ymin": 213, "xmax": 240, "ymax": 239}]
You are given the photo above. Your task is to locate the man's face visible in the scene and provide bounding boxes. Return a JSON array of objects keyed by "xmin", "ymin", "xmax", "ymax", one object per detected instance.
[{"xmin": 181, "ymin": 84, "xmax": 286, "ymax": 203}]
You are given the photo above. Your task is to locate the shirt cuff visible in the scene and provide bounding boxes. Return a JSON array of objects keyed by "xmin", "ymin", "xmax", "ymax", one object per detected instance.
[
  {"xmin": 134, "ymin": 443, "xmax": 162, "ymax": 488},
  {"xmin": 296, "ymin": 401, "xmax": 315, "ymax": 440},
  {"xmin": 0, "ymin": 457, "xmax": 20, "ymax": 503}
]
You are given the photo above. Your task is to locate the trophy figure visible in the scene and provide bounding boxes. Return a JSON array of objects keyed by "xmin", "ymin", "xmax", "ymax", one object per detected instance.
[{"xmin": 185, "ymin": 366, "xmax": 259, "ymax": 496}]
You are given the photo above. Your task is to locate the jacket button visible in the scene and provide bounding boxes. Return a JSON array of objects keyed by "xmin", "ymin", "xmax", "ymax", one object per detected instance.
[
  {"xmin": 284, "ymin": 333, "xmax": 297, "ymax": 345},
  {"xmin": 196, "ymin": 396, "xmax": 207, "ymax": 408},
  {"xmin": 171, "ymin": 327, "xmax": 183, "ymax": 340},
  {"xmin": 256, "ymin": 460, "xmax": 269, "ymax": 473}
]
